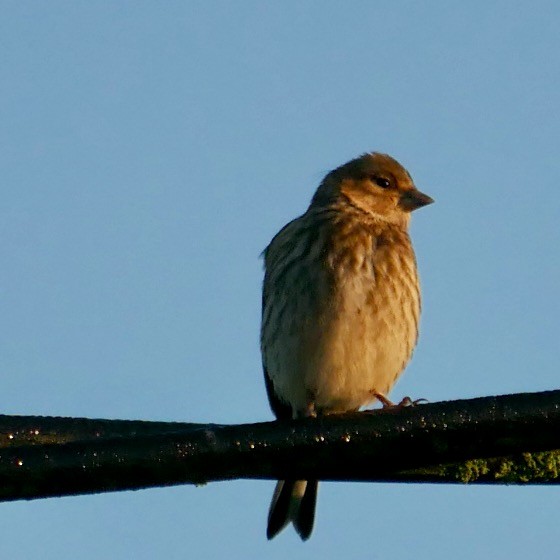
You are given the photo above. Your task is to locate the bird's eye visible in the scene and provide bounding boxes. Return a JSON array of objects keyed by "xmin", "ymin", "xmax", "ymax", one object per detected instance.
[{"xmin": 370, "ymin": 176, "xmax": 391, "ymax": 189}]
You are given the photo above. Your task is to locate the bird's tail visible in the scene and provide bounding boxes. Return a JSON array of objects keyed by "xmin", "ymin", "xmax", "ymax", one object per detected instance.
[{"xmin": 266, "ymin": 479, "xmax": 318, "ymax": 540}]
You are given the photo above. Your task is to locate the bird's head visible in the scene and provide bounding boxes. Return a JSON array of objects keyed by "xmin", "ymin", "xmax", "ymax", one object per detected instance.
[{"xmin": 311, "ymin": 152, "xmax": 433, "ymax": 227}]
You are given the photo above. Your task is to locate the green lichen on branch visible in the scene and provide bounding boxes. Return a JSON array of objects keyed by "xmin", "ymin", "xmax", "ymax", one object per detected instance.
[
  {"xmin": 390, "ymin": 451, "xmax": 560, "ymax": 484},
  {"xmin": 450, "ymin": 458, "xmax": 491, "ymax": 482},
  {"xmin": 441, "ymin": 450, "xmax": 560, "ymax": 483}
]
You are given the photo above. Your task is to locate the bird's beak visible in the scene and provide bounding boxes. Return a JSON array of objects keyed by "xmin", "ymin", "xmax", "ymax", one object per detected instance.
[{"xmin": 399, "ymin": 189, "xmax": 434, "ymax": 212}]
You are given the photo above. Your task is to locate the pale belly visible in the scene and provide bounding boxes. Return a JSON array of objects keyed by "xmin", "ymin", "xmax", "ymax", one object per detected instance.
[{"xmin": 264, "ymin": 272, "xmax": 418, "ymax": 415}]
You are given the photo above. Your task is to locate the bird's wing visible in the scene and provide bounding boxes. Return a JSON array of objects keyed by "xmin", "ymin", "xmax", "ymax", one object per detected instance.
[{"xmin": 263, "ymin": 365, "xmax": 292, "ymax": 420}]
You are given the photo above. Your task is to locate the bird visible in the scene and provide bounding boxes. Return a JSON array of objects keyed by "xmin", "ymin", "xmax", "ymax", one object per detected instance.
[{"xmin": 260, "ymin": 152, "xmax": 433, "ymax": 540}]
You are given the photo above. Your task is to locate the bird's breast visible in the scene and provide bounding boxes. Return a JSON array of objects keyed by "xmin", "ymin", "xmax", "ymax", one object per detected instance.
[{"xmin": 262, "ymin": 218, "xmax": 420, "ymax": 416}]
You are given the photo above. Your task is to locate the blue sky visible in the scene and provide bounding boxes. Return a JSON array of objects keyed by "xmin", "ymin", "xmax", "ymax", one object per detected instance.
[{"xmin": 2, "ymin": 2, "xmax": 560, "ymax": 558}]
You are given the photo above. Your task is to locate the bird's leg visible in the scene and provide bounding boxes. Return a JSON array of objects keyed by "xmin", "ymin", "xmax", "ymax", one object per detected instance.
[
  {"xmin": 371, "ymin": 391, "xmax": 395, "ymax": 408},
  {"xmin": 304, "ymin": 400, "xmax": 317, "ymax": 418}
]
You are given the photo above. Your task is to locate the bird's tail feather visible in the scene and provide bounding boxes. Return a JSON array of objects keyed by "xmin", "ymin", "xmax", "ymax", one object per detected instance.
[{"xmin": 267, "ymin": 480, "xmax": 318, "ymax": 540}]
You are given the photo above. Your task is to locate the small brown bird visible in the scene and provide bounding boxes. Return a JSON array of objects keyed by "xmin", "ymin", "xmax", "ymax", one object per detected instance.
[{"xmin": 260, "ymin": 152, "xmax": 433, "ymax": 540}]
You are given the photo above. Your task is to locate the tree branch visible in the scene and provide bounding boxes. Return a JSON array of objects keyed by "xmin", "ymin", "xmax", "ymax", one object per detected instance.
[{"xmin": 1, "ymin": 390, "xmax": 560, "ymax": 502}]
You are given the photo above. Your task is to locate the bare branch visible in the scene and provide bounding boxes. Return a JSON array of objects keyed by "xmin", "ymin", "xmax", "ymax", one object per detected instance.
[{"xmin": 1, "ymin": 390, "xmax": 560, "ymax": 502}]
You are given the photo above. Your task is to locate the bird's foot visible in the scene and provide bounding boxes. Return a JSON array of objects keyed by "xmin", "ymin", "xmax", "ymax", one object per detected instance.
[
  {"xmin": 371, "ymin": 391, "xmax": 428, "ymax": 409},
  {"xmin": 396, "ymin": 396, "xmax": 428, "ymax": 407}
]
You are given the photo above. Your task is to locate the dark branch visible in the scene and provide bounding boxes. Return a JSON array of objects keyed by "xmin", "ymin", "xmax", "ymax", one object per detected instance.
[{"xmin": 1, "ymin": 390, "xmax": 560, "ymax": 502}]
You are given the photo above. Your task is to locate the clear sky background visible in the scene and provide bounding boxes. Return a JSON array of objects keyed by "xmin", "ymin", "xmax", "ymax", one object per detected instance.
[{"xmin": 2, "ymin": 2, "xmax": 560, "ymax": 559}]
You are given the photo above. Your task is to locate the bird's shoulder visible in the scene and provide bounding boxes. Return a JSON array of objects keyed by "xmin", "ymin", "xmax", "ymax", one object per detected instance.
[{"xmin": 262, "ymin": 209, "xmax": 333, "ymax": 265}]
